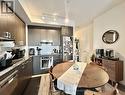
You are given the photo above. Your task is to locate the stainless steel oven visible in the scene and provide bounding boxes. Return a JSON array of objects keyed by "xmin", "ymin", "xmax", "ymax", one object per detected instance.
[{"xmin": 40, "ymin": 56, "xmax": 53, "ymax": 70}]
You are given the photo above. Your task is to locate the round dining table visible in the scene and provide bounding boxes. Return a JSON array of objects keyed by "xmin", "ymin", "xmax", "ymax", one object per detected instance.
[{"xmin": 52, "ymin": 62, "xmax": 109, "ymax": 89}]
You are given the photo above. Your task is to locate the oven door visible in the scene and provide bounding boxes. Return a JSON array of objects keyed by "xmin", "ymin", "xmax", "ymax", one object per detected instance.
[{"xmin": 40, "ymin": 56, "xmax": 53, "ymax": 70}]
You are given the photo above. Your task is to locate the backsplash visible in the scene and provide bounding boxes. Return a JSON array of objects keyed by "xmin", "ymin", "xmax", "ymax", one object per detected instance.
[{"xmin": 29, "ymin": 44, "xmax": 59, "ymax": 55}]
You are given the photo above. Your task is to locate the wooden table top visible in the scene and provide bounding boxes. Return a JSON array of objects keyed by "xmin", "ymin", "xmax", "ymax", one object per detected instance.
[{"xmin": 52, "ymin": 62, "xmax": 109, "ymax": 88}]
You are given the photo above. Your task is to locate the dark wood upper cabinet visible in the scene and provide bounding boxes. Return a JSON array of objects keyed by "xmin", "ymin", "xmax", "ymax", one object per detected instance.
[{"xmin": 0, "ymin": 12, "xmax": 26, "ymax": 46}]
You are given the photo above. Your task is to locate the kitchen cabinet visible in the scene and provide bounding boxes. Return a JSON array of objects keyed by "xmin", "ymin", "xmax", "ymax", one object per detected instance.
[
  {"xmin": 61, "ymin": 26, "xmax": 73, "ymax": 36},
  {"xmin": 28, "ymin": 27, "xmax": 61, "ymax": 46},
  {"xmin": 0, "ymin": 69, "xmax": 18, "ymax": 95},
  {"xmin": 0, "ymin": 13, "xmax": 26, "ymax": 45},
  {"xmin": 53, "ymin": 54, "xmax": 62, "ymax": 65},
  {"xmin": 49, "ymin": 30, "xmax": 60, "ymax": 46},
  {"xmin": 14, "ymin": 15, "xmax": 26, "ymax": 46},
  {"xmin": 33, "ymin": 56, "xmax": 40, "ymax": 75},
  {"xmin": 12, "ymin": 57, "xmax": 33, "ymax": 95},
  {"xmin": 102, "ymin": 59, "xmax": 123, "ymax": 82},
  {"xmin": 28, "ymin": 29, "xmax": 41, "ymax": 46},
  {"xmin": 0, "ymin": 57, "xmax": 32, "ymax": 95}
]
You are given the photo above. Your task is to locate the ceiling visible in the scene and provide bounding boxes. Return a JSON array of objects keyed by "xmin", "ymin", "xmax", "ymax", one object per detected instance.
[{"xmin": 19, "ymin": 0, "xmax": 124, "ymax": 27}]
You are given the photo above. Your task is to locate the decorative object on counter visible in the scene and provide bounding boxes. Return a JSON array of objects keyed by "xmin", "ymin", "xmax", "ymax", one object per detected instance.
[
  {"xmin": 53, "ymin": 48, "xmax": 58, "ymax": 53},
  {"xmin": 3, "ymin": 32, "xmax": 11, "ymax": 39},
  {"xmin": 102, "ymin": 30, "xmax": 119, "ymax": 44},
  {"xmin": 36, "ymin": 47, "xmax": 42, "ymax": 55},
  {"xmin": 29, "ymin": 48, "xmax": 35, "ymax": 55},
  {"xmin": 90, "ymin": 54, "xmax": 96, "ymax": 62},
  {"xmin": 82, "ymin": 50, "xmax": 90, "ymax": 63},
  {"xmin": 73, "ymin": 64, "xmax": 79, "ymax": 71}
]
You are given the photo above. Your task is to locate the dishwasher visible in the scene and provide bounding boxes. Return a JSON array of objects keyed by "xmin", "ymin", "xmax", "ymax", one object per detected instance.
[{"xmin": 0, "ymin": 70, "xmax": 18, "ymax": 95}]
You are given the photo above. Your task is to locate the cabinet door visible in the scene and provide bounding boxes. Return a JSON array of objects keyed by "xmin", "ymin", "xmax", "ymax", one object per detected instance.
[
  {"xmin": 61, "ymin": 26, "xmax": 73, "ymax": 36},
  {"xmin": 13, "ymin": 58, "xmax": 32, "ymax": 95},
  {"xmin": 0, "ymin": 13, "xmax": 25, "ymax": 45},
  {"xmin": 0, "ymin": 71, "xmax": 18, "ymax": 95},
  {"xmin": 14, "ymin": 15, "xmax": 26, "ymax": 46},
  {"xmin": 28, "ymin": 29, "xmax": 41, "ymax": 46},
  {"xmin": 51, "ymin": 30, "xmax": 60, "ymax": 46},
  {"xmin": 33, "ymin": 56, "xmax": 40, "ymax": 74},
  {"xmin": 0, "ymin": 14, "xmax": 8, "ymax": 36},
  {"xmin": 26, "ymin": 57, "xmax": 33, "ymax": 80},
  {"xmin": 40, "ymin": 29, "xmax": 47, "ymax": 42}
]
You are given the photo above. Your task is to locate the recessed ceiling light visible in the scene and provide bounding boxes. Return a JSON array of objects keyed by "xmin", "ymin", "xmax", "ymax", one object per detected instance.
[
  {"xmin": 65, "ymin": 18, "xmax": 69, "ymax": 23},
  {"xmin": 54, "ymin": 18, "xmax": 56, "ymax": 21},
  {"xmin": 53, "ymin": 13, "xmax": 58, "ymax": 16}
]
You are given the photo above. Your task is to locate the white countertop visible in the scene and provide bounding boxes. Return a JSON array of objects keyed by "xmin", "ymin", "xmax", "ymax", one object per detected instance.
[{"xmin": 33, "ymin": 53, "xmax": 62, "ymax": 56}]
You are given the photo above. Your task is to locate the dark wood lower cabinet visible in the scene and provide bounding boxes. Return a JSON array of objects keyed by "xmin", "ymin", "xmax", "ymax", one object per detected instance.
[
  {"xmin": 0, "ymin": 70, "xmax": 18, "ymax": 95},
  {"xmin": 0, "ymin": 57, "xmax": 33, "ymax": 95},
  {"xmin": 102, "ymin": 59, "xmax": 123, "ymax": 82},
  {"xmin": 95, "ymin": 58, "xmax": 123, "ymax": 82}
]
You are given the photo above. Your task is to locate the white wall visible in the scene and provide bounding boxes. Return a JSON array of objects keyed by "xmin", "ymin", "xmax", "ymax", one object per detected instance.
[
  {"xmin": 74, "ymin": 24, "xmax": 93, "ymax": 62},
  {"xmin": 93, "ymin": 2, "xmax": 125, "ymax": 85}
]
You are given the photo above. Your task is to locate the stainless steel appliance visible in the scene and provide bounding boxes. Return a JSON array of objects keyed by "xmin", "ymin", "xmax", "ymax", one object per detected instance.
[
  {"xmin": 12, "ymin": 49, "xmax": 25, "ymax": 59},
  {"xmin": 33, "ymin": 55, "xmax": 53, "ymax": 75},
  {"xmin": 105, "ymin": 49, "xmax": 114, "ymax": 58},
  {"xmin": 36, "ymin": 47, "xmax": 42, "ymax": 55},
  {"xmin": 40, "ymin": 56, "xmax": 53, "ymax": 70},
  {"xmin": 96, "ymin": 49, "xmax": 104, "ymax": 58}
]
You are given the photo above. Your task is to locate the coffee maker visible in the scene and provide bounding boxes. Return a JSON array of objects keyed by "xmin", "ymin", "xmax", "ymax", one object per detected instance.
[
  {"xmin": 96, "ymin": 49, "xmax": 104, "ymax": 58},
  {"xmin": 105, "ymin": 49, "xmax": 114, "ymax": 58},
  {"xmin": 12, "ymin": 49, "xmax": 25, "ymax": 59}
]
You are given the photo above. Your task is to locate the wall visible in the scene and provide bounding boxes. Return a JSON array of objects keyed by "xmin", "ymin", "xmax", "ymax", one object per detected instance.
[
  {"xmin": 93, "ymin": 2, "xmax": 125, "ymax": 85},
  {"xmin": 74, "ymin": 24, "xmax": 93, "ymax": 62}
]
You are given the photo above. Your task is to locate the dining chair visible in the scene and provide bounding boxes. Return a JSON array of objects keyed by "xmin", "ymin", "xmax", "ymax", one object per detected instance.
[
  {"xmin": 49, "ymin": 66, "xmax": 64, "ymax": 95},
  {"xmin": 84, "ymin": 83, "xmax": 121, "ymax": 95}
]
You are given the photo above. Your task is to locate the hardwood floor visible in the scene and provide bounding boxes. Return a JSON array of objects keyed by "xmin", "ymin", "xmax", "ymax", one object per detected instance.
[
  {"xmin": 23, "ymin": 74, "xmax": 125, "ymax": 95},
  {"xmin": 23, "ymin": 77, "xmax": 41, "ymax": 95}
]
